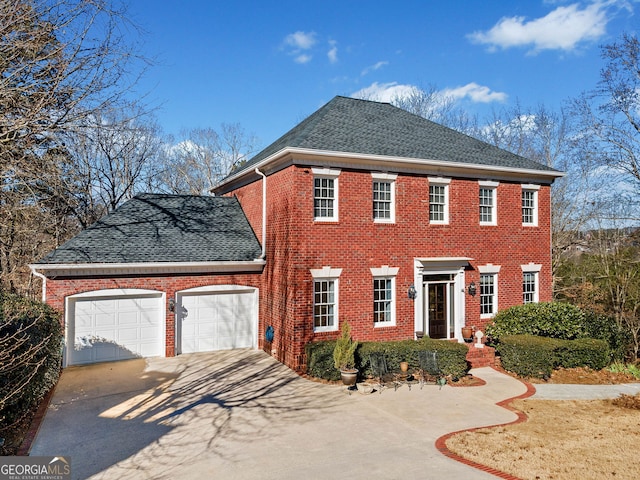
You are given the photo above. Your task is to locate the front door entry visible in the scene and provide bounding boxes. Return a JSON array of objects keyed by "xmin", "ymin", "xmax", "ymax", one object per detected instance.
[{"xmin": 423, "ymin": 274, "xmax": 455, "ymax": 339}]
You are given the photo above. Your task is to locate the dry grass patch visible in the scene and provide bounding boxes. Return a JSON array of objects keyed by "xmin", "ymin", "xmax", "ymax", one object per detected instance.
[{"xmin": 446, "ymin": 396, "xmax": 640, "ymax": 480}]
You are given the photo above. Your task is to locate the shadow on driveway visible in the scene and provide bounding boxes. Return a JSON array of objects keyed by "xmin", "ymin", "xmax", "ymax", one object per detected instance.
[{"xmin": 29, "ymin": 350, "xmax": 340, "ymax": 479}]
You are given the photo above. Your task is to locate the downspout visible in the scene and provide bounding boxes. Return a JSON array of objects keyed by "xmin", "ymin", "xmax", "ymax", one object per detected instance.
[
  {"xmin": 30, "ymin": 266, "xmax": 47, "ymax": 303},
  {"xmin": 255, "ymin": 168, "xmax": 267, "ymax": 260}
]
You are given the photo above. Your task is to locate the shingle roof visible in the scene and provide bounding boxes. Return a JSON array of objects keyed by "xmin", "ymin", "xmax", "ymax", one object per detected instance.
[
  {"xmin": 236, "ymin": 95, "xmax": 559, "ymax": 175},
  {"xmin": 37, "ymin": 194, "xmax": 262, "ymax": 264}
]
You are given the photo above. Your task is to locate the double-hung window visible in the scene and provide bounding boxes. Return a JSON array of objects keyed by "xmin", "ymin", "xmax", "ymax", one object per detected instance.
[
  {"xmin": 310, "ymin": 267, "xmax": 342, "ymax": 332},
  {"xmin": 313, "ymin": 168, "xmax": 340, "ymax": 222},
  {"xmin": 372, "ymin": 172, "xmax": 397, "ymax": 223},
  {"xmin": 521, "ymin": 263, "xmax": 541, "ymax": 304},
  {"xmin": 478, "ymin": 264, "xmax": 500, "ymax": 318},
  {"xmin": 479, "ymin": 181, "xmax": 498, "ymax": 225},
  {"xmin": 522, "ymin": 184, "xmax": 540, "ymax": 226},
  {"xmin": 370, "ymin": 266, "xmax": 398, "ymax": 327},
  {"xmin": 428, "ymin": 177, "xmax": 450, "ymax": 224}
]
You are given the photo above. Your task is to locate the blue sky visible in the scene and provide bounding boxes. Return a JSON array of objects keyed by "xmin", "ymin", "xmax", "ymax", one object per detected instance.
[{"xmin": 127, "ymin": 0, "xmax": 639, "ymax": 147}]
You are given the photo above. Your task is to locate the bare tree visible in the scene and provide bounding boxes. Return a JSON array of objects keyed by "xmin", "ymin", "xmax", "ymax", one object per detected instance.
[
  {"xmin": 65, "ymin": 103, "xmax": 163, "ymax": 218},
  {"xmin": 159, "ymin": 124, "xmax": 259, "ymax": 195},
  {"xmin": 0, "ymin": 0, "xmax": 152, "ymax": 295}
]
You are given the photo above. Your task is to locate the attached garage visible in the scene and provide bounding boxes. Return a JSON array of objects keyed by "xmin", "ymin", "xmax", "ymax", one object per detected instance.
[
  {"xmin": 66, "ymin": 290, "xmax": 164, "ymax": 366},
  {"xmin": 30, "ymin": 194, "xmax": 265, "ymax": 366},
  {"xmin": 178, "ymin": 286, "xmax": 257, "ymax": 354}
]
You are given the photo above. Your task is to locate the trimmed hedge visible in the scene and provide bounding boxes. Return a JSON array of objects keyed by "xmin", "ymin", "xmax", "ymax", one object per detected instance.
[
  {"xmin": 306, "ymin": 337, "xmax": 469, "ymax": 381},
  {"xmin": 498, "ymin": 334, "xmax": 609, "ymax": 378},
  {"xmin": 0, "ymin": 294, "xmax": 63, "ymax": 428},
  {"xmin": 486, "ymin": 302, "xmax": 628, "ymax": 362}
]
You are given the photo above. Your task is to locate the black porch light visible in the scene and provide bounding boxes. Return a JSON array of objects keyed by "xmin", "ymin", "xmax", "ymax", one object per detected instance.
[
  {"xmin": 407, "ymin": 284, "xmax": 417, "ymax": 300},
  {"xmin": 467, "ymin": 282, "xmax": 477, "ymax": 297}
]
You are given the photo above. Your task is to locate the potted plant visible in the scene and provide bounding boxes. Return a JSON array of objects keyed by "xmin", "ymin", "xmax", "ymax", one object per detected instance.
[{"xmin": 333, "ymin": 321, "xmax": 359, "ymax": 387}]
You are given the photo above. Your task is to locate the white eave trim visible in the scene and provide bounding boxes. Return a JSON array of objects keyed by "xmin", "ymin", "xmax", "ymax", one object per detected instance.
[
  {"xmin": 29, "ymin": 260, "xmax": 266, "ymax": 277},
  {"xmin": 213, "ymin": 147, "xmax": 565, "ymax": 193}
]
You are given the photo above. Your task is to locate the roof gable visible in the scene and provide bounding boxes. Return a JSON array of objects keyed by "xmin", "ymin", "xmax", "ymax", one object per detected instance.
[
  {"xmin": 225, "ymin": 96, "xmax": 560, "ymax": 182},
  {"xmin": 36, "ymin": 194, "xmax": 262, "ymax": 265}
]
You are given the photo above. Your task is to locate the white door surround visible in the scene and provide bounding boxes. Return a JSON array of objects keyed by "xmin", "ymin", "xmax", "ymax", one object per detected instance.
[{"xmin": 413, "ymin": 258, "xmax": 469, "ymax": 341}]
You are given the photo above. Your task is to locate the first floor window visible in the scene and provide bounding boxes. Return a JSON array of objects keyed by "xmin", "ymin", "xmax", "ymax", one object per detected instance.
[
  {"xmin": 373, "ymin": 278, "xmax": 393, "ymax": 324},
  {"xmin": 523, "ymin": 272, "xmax": 537, "ymax": 304},
  {"xmin": 480, "ymin": 273, "xmax": 496, "ymax": 316},
  {"xmin": 314, "ymin": 279, "xmax": 336, "ymax": 330}
]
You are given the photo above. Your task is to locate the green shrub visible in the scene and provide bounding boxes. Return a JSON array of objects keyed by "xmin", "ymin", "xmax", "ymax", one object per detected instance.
[
  {"xmin": 333, "ymin": 322, "xmax": 358, "ymax": 369},
  {"xmin": 486, "ymin": 302, "xmax": 586, "ymax": 342},
  {"xmin": 498, "ymin": 335, "xmax": 560, "ymax": 379},
  {"xmin": 306, "ymin": 340, "xmax": 340, "ymax": 381},
  {"xmin": 306, "ymin": 338, "xmax": 469, "ymax": 381},
  {"xmin": 554, "ymin": 338, "xmax": 609, "ymax": 370},
  {"xmin": 0, "ymin": 294, "xmax": 63, "ymax": 428},
  {"xmin": 486, "ymin": 302, "xmax": 626, "ymax": 362},
  {"xmin": 581, "ymin": 311, "xmax": 628, "ymax": 362},
  {"xmin": 498, "ymin": 335, "xmax": 610, "ymax": 378}
]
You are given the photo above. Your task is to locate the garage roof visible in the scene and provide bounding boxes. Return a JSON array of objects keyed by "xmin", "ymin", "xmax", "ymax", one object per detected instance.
[{"xmin": 36, "ymin": 194, "xmax": 263, "ymax": 264}]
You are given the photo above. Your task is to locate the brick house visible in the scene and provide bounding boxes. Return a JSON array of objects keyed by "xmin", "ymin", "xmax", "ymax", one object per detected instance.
[{"xmin": 31, "ymin": 96, "xmax": 563, "ymax": 370}]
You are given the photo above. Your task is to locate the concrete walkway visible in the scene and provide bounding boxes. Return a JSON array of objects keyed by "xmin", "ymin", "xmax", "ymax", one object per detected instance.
[
  {"xmin": 30, "ymin": 350, "xmax": 529, "ymax": 480},
  {"xmin": 531, "ymin": 382, "xmax": 640, "ymax": 400}
]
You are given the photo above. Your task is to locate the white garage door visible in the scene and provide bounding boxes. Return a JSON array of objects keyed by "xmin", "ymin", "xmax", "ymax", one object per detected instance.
[
  {"xmin": 179, "ymin": 290, "xmax": 256, "ymax": 354},
  {"xmin": 68, "ymin": 294, "xmax": 163, "ymax": 365}
]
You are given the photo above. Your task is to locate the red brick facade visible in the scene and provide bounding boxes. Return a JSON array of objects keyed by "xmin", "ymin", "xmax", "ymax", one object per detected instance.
[
  {"xmin": 39, "ymin": 164, "xmax": 553, "ymax": 373},
  {"xmin": 227, "ymin": 165, "xmax": 553, "ymax": 370}
]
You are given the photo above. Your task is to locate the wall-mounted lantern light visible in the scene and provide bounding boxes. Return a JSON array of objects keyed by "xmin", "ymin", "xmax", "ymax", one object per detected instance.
[
  {"xmin": 467, "ymin": 282, "xmax": 477, "ymax": 297},
  {"xmin": 169, "ymin": 298, "xmax": 175, "ymax": 312},
  {"xmin": 407, "ymin": 284, "xmax": 417, "ymax": 300}
]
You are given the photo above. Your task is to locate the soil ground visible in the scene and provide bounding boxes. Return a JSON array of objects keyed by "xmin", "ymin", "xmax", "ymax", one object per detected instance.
[{"xmin": 446, "ymin": 367, "xmax": 640, "ymax": 480}]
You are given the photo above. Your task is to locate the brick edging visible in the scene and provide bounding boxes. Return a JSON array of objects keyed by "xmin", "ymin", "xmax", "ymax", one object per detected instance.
[
  {"xmin": 16, "ymin": 380, "xmax": 59, "ymax": 456},
  {"xmin": 434, "ymin": 367, "xmax": 536, "ymax": 479}
]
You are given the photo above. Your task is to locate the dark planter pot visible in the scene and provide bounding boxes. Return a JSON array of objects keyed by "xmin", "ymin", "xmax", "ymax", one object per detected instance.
[{"xmin": 340, "ymin": 369, "xmax": 358, "ymax": 386}]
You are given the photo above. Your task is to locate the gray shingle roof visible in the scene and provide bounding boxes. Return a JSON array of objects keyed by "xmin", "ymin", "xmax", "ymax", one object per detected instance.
[
  {"xmin": 37, "ymin": 194, "xmax": 262, "ymax": 264},
  {"xmin": 236, "ymin": 96, "xmax": 559, "ymax": 174}
]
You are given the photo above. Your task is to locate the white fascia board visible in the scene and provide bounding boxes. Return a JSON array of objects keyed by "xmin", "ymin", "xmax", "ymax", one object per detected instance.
[
  {"xmin": 29, "ymin": 260, "xmax": 266, "ymax": 277},
  {"xmin": 213, "ymin": 147, "xmax": 565, "ymax": 193}
]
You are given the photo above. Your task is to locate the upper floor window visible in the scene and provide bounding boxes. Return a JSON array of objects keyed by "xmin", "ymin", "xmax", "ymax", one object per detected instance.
[
  {"xmin": 372, "ymin": 172, "xmax": 397, "ymax": 223},
  {"xmin": 370, "ymin": 266, "xmax": 399, "ymax": 327},
  {"xmin": 479, "ymin": 181, "xmax": 499, "ymax": 225},
  {"xmin": 522, "ymin": 184, "xmax": 540, "ymax": 226},
  {"xmin": 428, "ymin": 177, "xmax": 450, "ymax": 224},
  {"xmin": 310, "ymin": 266, "xmax": 342, "ymax": 332},
  {"xmin": 313, "ymin": 168, "xmax": 340, "ymax": 222},
  {"xmin": 521, "ymin": 263, "xmax": 541, "ymax": 304}
]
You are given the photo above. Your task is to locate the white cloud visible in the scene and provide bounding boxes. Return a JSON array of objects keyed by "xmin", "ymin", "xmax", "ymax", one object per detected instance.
[
  {"xmin": 351, "ymin": 82, "xmax": 420, "ymax": 102},
  {"xmin": 295, "ymin": 54, "xmax": 312, "ymax": 64},
  {"xmin": 327, "ymin": 40, "xmax": 338, "ymax": 63},
  {"xmin": 468, "ymin": 1, "xmax": 615, "ymax": 53},
  {"xmin": 361, "ymin": 61, "xmax": 389, "ymax": 76},
  {"xmin": 352, "ymin": 81, "xmax": 507, "ymax": 106},
  {"xmin": 441, "ymin": 82, "xmax": 508, "ymax": 103},
  {"xmin": 284, "ymin": 31, "xmax": 317, "ymax": 50}
]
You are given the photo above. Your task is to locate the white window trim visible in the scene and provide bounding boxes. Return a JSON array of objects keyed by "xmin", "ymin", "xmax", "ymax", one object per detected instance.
[
  {"xmin": 372, "ymin": 172, "xmax": 397, "ymax": 224},
  {"xmin": 310, "ymin": 266, "xmax": 342, "ymax": 332},
  {"xmin": 370, "ymin": 266, "xmax": 399, "ymax": 327},
  {"xmin": 521, "ymin": 263, "xmax": 541, "ymax": 304},
  {"xmin": 428, "ymin": 177, "xmax": 451, "ymax": 225},
  {"xmin": 479, "ymin": 180, "xmax": 499, "ymax": 226},
  {"xmin": 478, "ymin": 272, "xmax": 498, "ymax": 319},
  {"xmin": 313, "ymin": 167, "xmax": 341, "ymax": 222},
  {"xmin": 522, "ymin": 184, "xmax": 540, "ymax": 227}
]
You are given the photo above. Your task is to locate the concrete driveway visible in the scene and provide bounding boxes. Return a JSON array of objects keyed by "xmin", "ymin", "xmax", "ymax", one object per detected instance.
[{"xmin": 30, "ymin": 350, "xmax": 528, "ymax": 479}]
